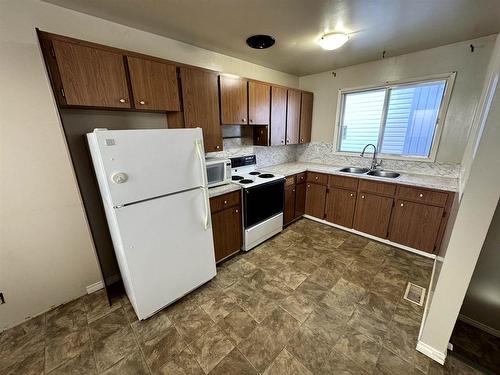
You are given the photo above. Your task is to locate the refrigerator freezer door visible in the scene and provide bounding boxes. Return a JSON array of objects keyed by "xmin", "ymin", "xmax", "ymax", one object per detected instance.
[
  {"xmin": 88, "ymin": 128, "xmax": 207, "ymax": 207},
  {"xmin": 114, "ymin": 187, "xmax": 215, "ymax": 320}
]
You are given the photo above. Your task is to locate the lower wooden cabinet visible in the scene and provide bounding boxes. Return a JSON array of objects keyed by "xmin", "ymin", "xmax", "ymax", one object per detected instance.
[
  {"xmin": 210, "ymin": 192, "xmax": 242, "ymax": 262},
  {"xmin": 325, "ymin": 188, "xmax": 357, "ymax": 228},
  {"xmin": 305, "ymin": 183, "xmax": 327, "ymax": 219},
  {"xmin": 353, "ymin": 192, "xmax": 393, "ymax": 238},
  {"xmin": 389, "ymin": 200, "xmax": 444, "ymax": 253},
  {"xmin": 295, "ymin": 182, "xmax": 306, "ymax": 218},
  {"xmin": 283, "ymin": 174, "xmax": 306, "ymax": 226},
  {"xmin": 284, "ymin": 184, "xmax": 296, "ymax": 225}
]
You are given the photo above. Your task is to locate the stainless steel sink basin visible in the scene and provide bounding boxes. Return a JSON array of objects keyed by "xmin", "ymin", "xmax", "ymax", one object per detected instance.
[
  {"xmin": 366, "ymin": 170, "xmax": 400, "ymax": 178},
  {"xmin": 339, "ymin": 167, "xmax": 370, "ymax": 174}
]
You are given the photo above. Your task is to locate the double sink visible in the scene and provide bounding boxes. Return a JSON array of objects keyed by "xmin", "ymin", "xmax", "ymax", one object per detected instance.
[{"xmin": 339, "ymin": 167, "xmax": 400, "ymax": 179}]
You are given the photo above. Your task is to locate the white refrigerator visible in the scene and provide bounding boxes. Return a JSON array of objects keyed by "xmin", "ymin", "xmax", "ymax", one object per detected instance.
[{"xmin": 87, "ymin": 128, "xmax": 216, "ymax": 320}]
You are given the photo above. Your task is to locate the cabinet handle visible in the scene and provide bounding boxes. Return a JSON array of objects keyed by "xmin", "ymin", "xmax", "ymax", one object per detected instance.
[
  {"xmin": 235, "ymin": 209, "xmax": 239, "ymax": 213},
  {"xmin": 216, "ymin": 145, "xmax": 220, "ymax": 149},
  {"xmin": 250, "ymin": 119, "xmax": 253, "ymax": 123},
  {"xmin": 400, "ymin": 203, "xmax": 404, "ymax": 207},
  {"xmin": 242, "ymin": 118, "xmax": 246, "ymax": 122},
  {"xmin": 224, "ymin": 200, "xmax": 227, "ymax": 204},
  {"xmin": 139, "ymin": 100, "xmax": 146, "ymax": 105},
  {"xmin": 281, "ymin": 140, "xmax": 284, "ymax": 144},
  {"xmin": 301, "ymin": 138, "xmax": 304, "ymax": 142},
  {"xmin": 350, "ymin": 193, "xmax": 354, "ymax": 197},
  {"xmin": 419, "ymin": 193, "xmax": 424, "ymax": 197},
  {"xmin": 307, "ymin": 184, "xmax": 310, "ymax": 188},
  {"xmin": 315, "ymin": 176, "xmax": 318, "ymax": 180},
  {"xmin": 292, "ymin": 189, "xmax": 295, "ymax": 192},
  {"xmin": 119, "ymin": 98, "xmax": 127, "ymax": 103},
  {"xmin": 361, "ymin": 195, "xmax": 365, "ymax": 199}
]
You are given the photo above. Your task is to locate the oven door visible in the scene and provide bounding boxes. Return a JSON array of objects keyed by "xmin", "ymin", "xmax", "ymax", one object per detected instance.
[{"xmin": 243, "ymin": 179, "xmax": 285, "ymax": 228}]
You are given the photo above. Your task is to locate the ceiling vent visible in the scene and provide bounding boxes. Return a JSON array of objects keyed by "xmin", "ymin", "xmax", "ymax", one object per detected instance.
[{"xmin": 246, "ymin": 35, "xmax": 275, "ymax": 49}]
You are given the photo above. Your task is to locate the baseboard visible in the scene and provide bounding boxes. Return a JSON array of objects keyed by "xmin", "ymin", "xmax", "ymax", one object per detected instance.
[
  {"xmin": 416, "ymin": 340, "xmax": 447, "ymax": 364},
  {"xmin": 302, "ymin": 215, "xmax": 436, "ymax": 259},
  {"xmin": 86, "ymin": 274, "xmax": 122, "ymax": 294},
  {"xmin": 458, "ymin": 314, "xmax": 500, "ymax": 338},
  {"xmin": 86, "ymin": 280, "xmax": 104, "ymax": 294}
]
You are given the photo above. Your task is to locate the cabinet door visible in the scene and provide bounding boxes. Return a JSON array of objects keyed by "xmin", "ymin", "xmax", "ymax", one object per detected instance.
[
  {"xmin": 286, "ymin": 89, "xmax": 301, "ymax": 144},
  {"xmin": 52, "ymin": 40, "xmax": 130, "ymax": 108},
  {"xmin": 248, "ymin": 81, "xmax": 270, "ymax": 125},
  {"xmin": 299, "ymin": 91, "xmax": 313, "ymax": 144},
  {"xmin": 305, "ymin": 183, "xmax": 327, "ymax": 219},
  {"xmin": 325, "ymin": 188, "xmax": 357, "ymax": 228},
  {"xmin": 127, "ymin": 56, "xmax": 180, "ymax": 111},
  {"xmin": 353, "ymin": 193, "xmax": 393, "ymax": 238},
  {"xmin": 295, "ymin": 182, "xmax": 306, "ymax": 218},
  {"xmin": 180, "ymin": 67, "xmax": 222, "ymax": 152},
  {"xmin": 212, "ymin": 206, "xmax": 242, "ymax": 262},
  {"xmin": 390, "ymin": 200, "xmax": 444, "ymax": 253},
  {"xmin": 270, "ymin": 86, "xmax": 287, "ymax": 146},
  {"xmin": 220, "ymin": 76, "xmax": 248, "ymax": 124},
  {"xmin": 284, "ymin": 184, "xmax": 296, "ymax": 225}
]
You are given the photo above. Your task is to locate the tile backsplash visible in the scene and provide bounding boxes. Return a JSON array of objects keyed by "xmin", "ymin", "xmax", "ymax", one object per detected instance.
[{"xmin": 206, "ymin": 136, "xmax": 461, "ymax": 178}]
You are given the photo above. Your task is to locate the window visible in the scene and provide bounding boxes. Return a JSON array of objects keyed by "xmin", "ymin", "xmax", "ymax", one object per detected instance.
[{"xmin": 336, "ymin": 74, "xmax": 454, "ymax": 159}]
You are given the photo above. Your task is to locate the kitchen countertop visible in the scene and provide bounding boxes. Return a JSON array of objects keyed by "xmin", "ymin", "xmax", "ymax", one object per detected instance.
[
  {"xmin": 262, "ymin": 162, "xmax": 458, "ymax": 192},
  {"xmin": 208, "ymin": 183, "xmax": 241, "ymax": 198}
]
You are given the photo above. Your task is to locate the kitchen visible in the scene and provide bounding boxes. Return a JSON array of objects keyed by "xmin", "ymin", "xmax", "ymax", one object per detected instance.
[{"xmin": 1, "ymin": 1, "xmax": 500, "ymax": 374}]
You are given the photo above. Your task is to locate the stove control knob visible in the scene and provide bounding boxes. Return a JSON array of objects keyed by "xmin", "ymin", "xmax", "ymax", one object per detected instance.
[{"xmin": 112, "ymin": 172, "xmax": 128, "ymax": 184}]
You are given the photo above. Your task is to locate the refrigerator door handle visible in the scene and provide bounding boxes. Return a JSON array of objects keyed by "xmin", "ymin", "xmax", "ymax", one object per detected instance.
[
  {"xmin": 195, "ymin": 139, "xmax": 207, "ymax": 188},
  {"xmin": 201, "ymin": 186, "xmax": 209, "ymax": 230}
]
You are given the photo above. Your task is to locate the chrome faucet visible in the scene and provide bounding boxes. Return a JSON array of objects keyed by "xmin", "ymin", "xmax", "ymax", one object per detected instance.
[{"xmin": 360, "ymin": 144, "xmax": 381, "ymax": 170}]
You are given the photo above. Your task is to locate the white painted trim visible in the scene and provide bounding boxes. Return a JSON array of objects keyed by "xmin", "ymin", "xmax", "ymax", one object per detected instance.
[
  {"xmin": 303, "ymin": 215, "xmax": 436, "ymax": 259},
  {"xmin": 458, "ymin": 314, "xmax": 500, "ymax": 338},
  {"xmin": 416, "ymin": 340, "xmax": 447, "ymax": 364},
  {"xmin": 418, "ymin": 260, "xmax": 437, "ymax": 340},
  {"xmin": 332, "ymin": 72, "xmax": 456, "ymax": 163},
  {"xmin": 86, "ymin": 280, "xmax": 104, "ymax": 294}
]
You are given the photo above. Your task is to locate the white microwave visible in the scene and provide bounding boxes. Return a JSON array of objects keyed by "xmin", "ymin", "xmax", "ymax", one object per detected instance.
[{"xmin": 205, "ymin": 158, "xmax": 232, "ymax": 187}]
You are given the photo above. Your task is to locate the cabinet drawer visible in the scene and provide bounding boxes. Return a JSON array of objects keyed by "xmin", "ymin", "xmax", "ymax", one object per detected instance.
[
  {"xmin": 210, "ymin": 191, "xmax": 241, "ymax": 213},
  {"xmin": 359, "ymin": 179, "xmax": 396, "ymax": 196},
  {"xmin": 328, "ymin": 175, "xmax": 358, "ymax": 190},
  {"xmin": 285, "ymin": 175, "xmax": 296, "ymax": 187},
  {"xmin": 306, "ymin": 172, "xmax": 328, "ymax": 185},
  {"xmin": 398, "ymin": 186, "xmax": 448, "ymax": 207},
  {"xmin": 296, "ymin": 172, "xmax": 306, "ymax": 184}
]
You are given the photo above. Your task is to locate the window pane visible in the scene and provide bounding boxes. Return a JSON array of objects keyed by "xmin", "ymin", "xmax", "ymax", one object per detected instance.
[
  {"xmin": 339, "ymin": 89, "xmax": 385, "ymax": 152},
  {"xmin": 381, "ymin": 81, "xmax": 446, "ymax": 157}
]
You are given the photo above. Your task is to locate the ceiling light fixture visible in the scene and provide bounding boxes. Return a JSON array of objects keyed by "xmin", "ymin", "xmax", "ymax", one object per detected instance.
[
  {"xmin": 246, "ymin": 35, "xmax": 275, "ymax": 49},
  {"xmin": 317, "ymin": 32, "xmax": 349, "ymax": 50}
]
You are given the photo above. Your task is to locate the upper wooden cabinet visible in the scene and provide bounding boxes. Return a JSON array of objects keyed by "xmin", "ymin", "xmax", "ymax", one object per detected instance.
[
  {"xmin": 126, "ymin": 56, "xmax": 180, "ymax": 111},
  {"xmin": 248, "ymin": 81, "xmax": 270, "ymax": 125},
  {"xmin": 52, "ymin": 40, "xmax": 130, "ymax": 108},
  {"xmin": 286, "ymin": 89, "xmax": 301, "ymax": 144},
  {"xmin": 180, "ymin": 67, "xmax": 222, "ymax": 152},
  {"xmin": 299, "ymin": 91, "xmax": 313, "ymax": 144},
  {"xmin": 270, "ymin": 86, "xmax": 287, "ymax": 146},
  {"xmin": 219, "ymin": 76, "xmax": 248, "ymax": 125}
]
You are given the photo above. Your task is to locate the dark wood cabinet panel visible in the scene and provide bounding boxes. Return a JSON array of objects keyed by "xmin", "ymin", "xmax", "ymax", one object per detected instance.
[
  {"xmin": 212, "ymin": 206, "xmax": 242, "ymax": 262},
  {"xmin": 305, "ymin": 183, "xmax": 327, "ymax": 219},
  {"xmin": 127, "ymin": 56, "xmax": 180, "ymax": 111},
  {"xmin": 180, "ymin": 67, "xmax": 222, "ymax": 152},
  {"xmin": 390, "ymin": 200, "xmax": 444, "ymax": 253},
  {"xmin": 248, "ymin": 81, "xmax": 270, "ymax": 125},
  {"xmin": 220, "ymin": 76, "xmax": 248, "ymax": 125},
  {"xmin": 270, "ymin": 86, "xmax": 287, "ymax": 146},
  {"xmin": 325, "ymin": 188, "xmax": 357, "ymax": 228},
  {"xmin": 210, "ymin": 191, "xmax": 240, "ymax": 213},
  {"xmin": 284, "ymin": 185, "xmax": 296, "ymax": 225},
  {"xmin": 397, "ymin": 186, "xmax": 448, "ymax": 207},
  {"xmin": 286, "ymin": 89, "xmax": 301, "ymax": 144},
  {"xmin": 359, "ymin": 179, "xmax": 396, "ymax": 197},
  {"xmin": 295, "ymin": 182, "xmax": 306, "ymax": 218},
  {"xmin": 306, "ymin": 172, "xmax": 328, "ymax": 185},
  {"xmin": 299, "ymin": 91, "xmax": 313, "ymax": 144},
  {"xmin": 52, "ymin": 40, "xmax": 130, "ymax": 108},
  {"xmin": 296, "ymin": 173, "xmax": 306, "ymax": 184},
  {"xmin": 353, "ymin": 193, "xmax": 393, "ymax": 238},
  {"xmin": 328, "ymin": 175, "xmax": 358, "ymax": 190}
]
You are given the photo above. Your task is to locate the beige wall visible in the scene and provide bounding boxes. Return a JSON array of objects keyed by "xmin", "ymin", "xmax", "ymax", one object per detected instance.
[
  {"xmin": 0, "ymin": 0, "xmax": 298, "ymax": 331},
  {"xmin": 418, "ymin": 34, "xmax": 500, "ymax": 362},
  {"xmin": 299, "ymin": 35, "xmax": 496, "ymax": 163}
]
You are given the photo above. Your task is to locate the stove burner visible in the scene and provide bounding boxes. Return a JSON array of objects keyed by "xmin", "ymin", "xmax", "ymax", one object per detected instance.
[
  {"xmin": 239, "ymin": 179, "xmax": 253, "ymax": 184},
  {"xmin": 232, "ymin": 176, "xmax": 244, "ymax": 181},
  {"xmin": 258, "ymin": 173, "xmax": 274, "ymax": 178},
  {"xmin": 249, "ymin": 171, "xmax": 261, "ymax": 175}
]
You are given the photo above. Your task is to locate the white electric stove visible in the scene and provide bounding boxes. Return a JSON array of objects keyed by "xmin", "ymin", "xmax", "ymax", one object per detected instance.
[{"xmin": 230, "ymin": 155, "xmax": 285, "ymax": 251}]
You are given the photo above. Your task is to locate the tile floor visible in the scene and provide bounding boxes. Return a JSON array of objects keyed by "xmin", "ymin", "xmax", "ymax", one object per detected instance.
[{"xmin": 0, "ymin": 218, "xmax": 484, "ymax": 374}]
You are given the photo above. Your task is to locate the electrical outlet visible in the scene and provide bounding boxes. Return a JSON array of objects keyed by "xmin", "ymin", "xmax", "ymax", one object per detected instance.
[{"xmin": 0, "ymin": 292, "xmax": 4, "ymax": 304}]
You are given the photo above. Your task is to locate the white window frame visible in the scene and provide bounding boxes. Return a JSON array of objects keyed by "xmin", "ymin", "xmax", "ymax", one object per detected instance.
[{"xmin": 332, "ymin": 72, "xmax": 456, "ymax": 162}]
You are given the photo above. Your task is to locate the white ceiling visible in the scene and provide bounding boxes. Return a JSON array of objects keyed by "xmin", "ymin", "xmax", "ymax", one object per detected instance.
[{"xmin": 42, "ymin": 0, "xmax": 500, "ymax": 76}]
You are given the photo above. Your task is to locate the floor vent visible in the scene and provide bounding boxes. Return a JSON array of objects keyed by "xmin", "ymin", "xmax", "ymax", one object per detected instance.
[{"xmin": 404, "ymin": 282, "xmax": 426, "ymax": 306}]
